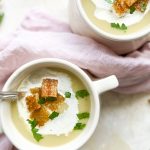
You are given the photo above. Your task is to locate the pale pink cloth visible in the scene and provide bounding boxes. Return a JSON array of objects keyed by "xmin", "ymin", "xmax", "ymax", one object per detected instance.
[{"xmin": 0, "ymin": 10, "xmax": 150, "ymax": 149}]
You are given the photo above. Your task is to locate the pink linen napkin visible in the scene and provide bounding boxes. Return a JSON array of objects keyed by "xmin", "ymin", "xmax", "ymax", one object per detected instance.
[
  {"xmin": 0, "ymin": 9, "xmax": 150, "ymax": 149},
  {"xmin": 0, "ymin": 10, "xmax": 150, "ymax": 94}
]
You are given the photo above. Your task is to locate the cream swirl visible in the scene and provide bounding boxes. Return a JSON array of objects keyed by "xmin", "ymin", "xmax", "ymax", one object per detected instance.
[{"xmin": 91, "ymin": 0, "xmax": 150, "ymax": 26}]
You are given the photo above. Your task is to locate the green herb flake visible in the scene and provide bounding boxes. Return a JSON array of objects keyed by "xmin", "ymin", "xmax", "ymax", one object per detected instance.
[
  {"xmin": 121, "ymin": 23, "xmax": 127, "ymax": 30},
  {"xmin": 74, "ymin": 123, "xmax": 86, "ymax": 130},
  {"xmin": 49, "ymin": 111, "xmax": 59, "ymax": 120},
  {"xmin": 38, "ymin": 97, "xmax": 46, "ymax": 104},
  {"xmin": 27, "ymin": 119, "xmax": 37, "ymax": 129},
  {"xmin": 111, "ymin": 23, "xmax": 127, "ymax": 31},
  {"xmin": 31, "ymin": 128, "xmax": 43, "ymax": 142},
  {"xmin": 65, "ymin": 92, "xmax": 71, "ymax": 98},
  {"xmin": 141, "ymin": 2, "xmax": 147, "ymax": 12},
  {"xmin": 77, "ymin": 112, "xmax": 90, "ymax": 120},
  {"xmin": 27, "ymin": 119, "xmax": 43, "ymax": 142},
  {"xmin": 0, "ymin": 12, "xmax": 4, "ymax": 24},
  {"xmin": 46, "ymin": 97, "xmax": 57, "ymax": 101},
  {"xmin": 105, "ymin": 0, "xmax": 114, "ymax": 4},
  {"xmin": 75, "ymin": 90, "xmax": 89, "ymax": 99},
  {"xmin": 130, "ymin": 6, "xmax": 136, "ymax": 14}
]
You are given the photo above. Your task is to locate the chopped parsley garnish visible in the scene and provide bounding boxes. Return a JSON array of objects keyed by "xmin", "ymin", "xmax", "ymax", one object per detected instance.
[
  {"xmin": 27, "ymin": 119, "xmax": 43, "ymax": 142},
  {"xmin": 74, "ymin": 123, "xmax": 86, "ymax": 130},
  {"xmin": 27, "ymin": 119, "xmax": 37, "ymax": 129},
  {"xmin": 105, "ymin": 0, "xmax": 114, "ymax": 4},
  {"xmin": 77, "ymin": 112, "xmax": 90, "ymax": 120},
  {"xmin": 38, "ymin": 97, "xmax": 46, "ymax": 104},
  {"xmin": 111, "ymin": 23, "xmax": 127, "ymax": 30},
  {"xmin": 65, "ymin": 92, "xmax": 71, "ymax": 98},
  {"xmin": 141, "ymin": 2, "xmax": 147, "ymax": 12},
  {"xmin": 38, "ymin": 97, "xmax": 56, "ymax": 103},
  {"xmin": 130, "ymin": 6, "xmax": 136, "ymax": 14},
  {"xmin": 46, "ymin": 97, "xmax": 57, "ymax": 101},
  {"xmin": 75, "ymin": 90, "xmax": 89, "ymax": 99},
  {"xmin": 0, "ymin": 12, "xmax": 4, "ymax": 24},
  {"xmin": 49, "ymin": 111, "xmax": 59, "ymax": 120},
  {"xmin": 31, "ymin": 128, "xmax": 43, "ymax": 142}
]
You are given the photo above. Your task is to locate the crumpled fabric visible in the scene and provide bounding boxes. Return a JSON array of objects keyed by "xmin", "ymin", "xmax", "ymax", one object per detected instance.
[{"xmin": 0, "ymin": 10, "xmax": 150, "ymax": 150}]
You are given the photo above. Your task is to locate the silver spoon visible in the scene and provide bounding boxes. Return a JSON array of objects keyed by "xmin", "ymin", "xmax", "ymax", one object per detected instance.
[{"xmin": 0, "ymin": 91, "xmax": 26, "ymax": 102}]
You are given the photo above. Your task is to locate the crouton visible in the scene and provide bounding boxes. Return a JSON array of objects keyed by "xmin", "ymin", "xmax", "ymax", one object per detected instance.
[
  {"xmin": 134, "ymin": 0, "xmax": 149, "ymax": 12},
  {"xmin": 113, "ymin": 0, "xmax": 128, "ymax": 16},
  {"xmin": 26, "ymin": 95, "xmax": 41, "ymax": 112},
  {"xmin": 41, "ymin": 79, "xmax": 58, "ymax": 98},
  {"xmin": 30, "ymin": 107, "xmax": 49, "ymax": 126},
  {"xmin": 45, "ymin": 93, "xmax": 65, "ymax": 111},
  {"xmin": 125, "ymin": 0, "xmax": 138, "ymax": 7},
  {"xmin": 30, "ymin": 87, "xmax": 41, "ymax": 95},
  {"xmin": 113, "ymin": 0, "xmax": 148, "ymax": 16}
]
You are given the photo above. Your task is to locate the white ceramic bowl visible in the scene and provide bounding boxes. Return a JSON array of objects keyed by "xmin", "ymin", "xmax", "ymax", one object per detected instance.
[
  {"xmin": 68, "ymin": 0, "xmax": 150, "ymax": 54},
  {"xmin": 0, "ymin": 58, "xmax": 118, "ymax": 150}
]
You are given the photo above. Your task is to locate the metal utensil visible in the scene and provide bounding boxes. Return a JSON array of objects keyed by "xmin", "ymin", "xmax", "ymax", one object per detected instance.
[{"xmin": 0, "ymin": 91, "xmax": 26, "ymax": 102}]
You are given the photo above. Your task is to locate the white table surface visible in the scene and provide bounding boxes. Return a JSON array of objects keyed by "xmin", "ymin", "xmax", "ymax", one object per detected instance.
[{"xmin": 1, "ymin": 0, "xmax": 150, "ymax": 150}]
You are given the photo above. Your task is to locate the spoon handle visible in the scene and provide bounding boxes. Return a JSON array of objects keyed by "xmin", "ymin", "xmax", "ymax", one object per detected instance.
[{"xmin": 0, "ymin": 91, "xmax": 25, "ymax": 102}]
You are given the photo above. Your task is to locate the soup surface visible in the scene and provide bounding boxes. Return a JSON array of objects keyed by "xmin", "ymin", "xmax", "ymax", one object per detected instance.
[
  {"xmin": 11, "ymin": 68, "xmax": 91, "ymax": 147},
  {"xmin": 81, "ymin": 0, "xmax": 150, "ymax": 35}
]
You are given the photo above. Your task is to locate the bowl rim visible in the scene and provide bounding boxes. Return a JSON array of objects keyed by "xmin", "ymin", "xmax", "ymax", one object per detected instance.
[
  {"xmin": 1, "ymin": 58, "xmax": 100, "ymax": 150},
  {"xmin": 76, "ymin": 0, "xmax": 150, "ymax": 41}
]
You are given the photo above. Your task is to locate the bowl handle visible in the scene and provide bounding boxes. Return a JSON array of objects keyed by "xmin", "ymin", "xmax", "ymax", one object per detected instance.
[{"xmin": 93, "ymin": 75, "xmax": 119, "ymax": 94}]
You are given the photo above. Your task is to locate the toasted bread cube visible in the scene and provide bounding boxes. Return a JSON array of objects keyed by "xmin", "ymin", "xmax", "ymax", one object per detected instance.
[
  {"xmin": 113, "ymin": 0, "xmax": 128, "ymax": 16},
  {"xmin": 30, "ymin": 87, "xmax": 41, "ymax": 95},
  {"xmin": 134, "ymin": 0, "xmax": 149, "ymax": 12},
  {"xmin": 113, "ymin": 0, "xmax": 139, "ymax": 15},
  {"xmin": 30, "ymin": 107, "xmax": 49, "ymax": 126},
  {"xmin": 26, "ymin": 95, "xmax": 41, "ymax": 112},
  {"xmin": 113, "ymin": 0, "xmax": 127, "ymax": 16},
  {"xmin": 125, "ymin": 0, "xmax": 138, "ymax": 7},
  {"xmin": 41, "ymin": 79, "xmax": 58, "ymax": 98},
  {"xmin": 116, "ymin": 0, "xmax": 138, "ymax": 6},
  {"xmin": 45, "ymin": 93, "xmax": 65, "ymax": 111}
]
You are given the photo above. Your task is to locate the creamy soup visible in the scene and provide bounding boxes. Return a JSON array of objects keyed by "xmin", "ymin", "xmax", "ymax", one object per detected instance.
[
  {"xmin": 81, "ymin": 0, "xmax": 150, "ymax": 35},
  {"xmin": 11, "ymin": 68, "xmax": 91, "ymax": 147}
]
